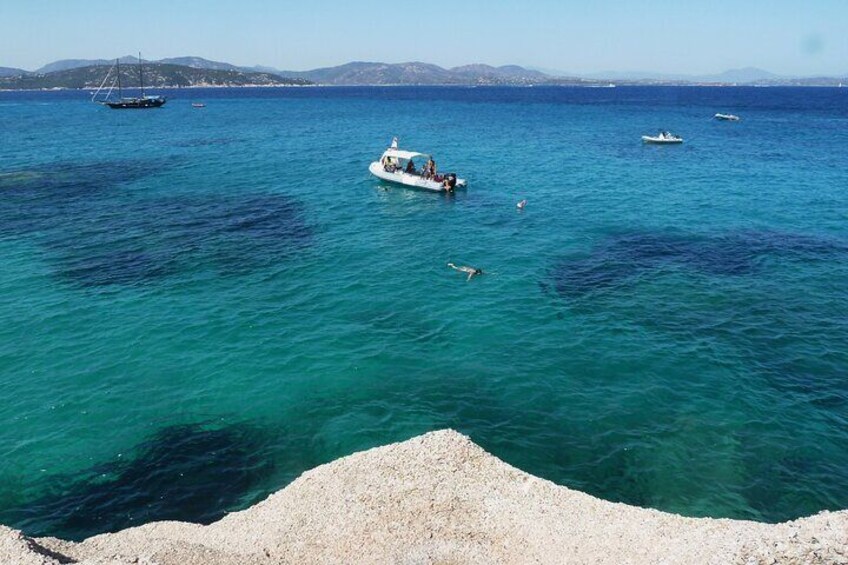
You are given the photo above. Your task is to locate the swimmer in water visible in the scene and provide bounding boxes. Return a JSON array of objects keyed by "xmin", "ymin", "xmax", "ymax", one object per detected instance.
[{"xmin": 447, "ymin": 262, "xmax": 484, "ymax": 281}]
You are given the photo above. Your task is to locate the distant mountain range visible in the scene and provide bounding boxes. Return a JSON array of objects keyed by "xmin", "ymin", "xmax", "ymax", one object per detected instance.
[
  {"xmin": 272, "ymin": 61, "xmax": 552, "ymax": 86},
  {"xmin": 532, "ymin": 66, "xmax": 781, "ymax": 83},
  {"xmin": 0, "ymin": 66, "xmax": 27, "ymax": 77},
  {"xmin": 1, "ymin": 56, "xmax": 845, "ymax": 88},
  {"xmin": 29, "ymin": 56, "xmax": 256, "ymax": 75},
  {"xmin": 0, "ymin": 62, "xmax": 310, "ymax": 90},
  {"xmin": 35, "ymin": 58, "xmax": 120, "ymax": 74}
]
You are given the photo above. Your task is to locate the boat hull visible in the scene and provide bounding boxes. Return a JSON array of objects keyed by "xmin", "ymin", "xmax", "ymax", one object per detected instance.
[
  {"xmin": 105, "ymin": 97, "xmax": 166, "ymax": 109},
  {"xmin": 642, "ymin": 136, "xmax": 683, "ymax": 144},
  {"xmin": 369, "ymin": 162, "xmax": 467, "ymax": 192}
]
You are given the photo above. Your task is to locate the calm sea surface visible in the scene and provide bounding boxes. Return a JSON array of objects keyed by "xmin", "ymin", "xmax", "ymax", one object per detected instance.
[{"xmin": 1, "ymin": 86, "xmax": 846, "ymax": 539}]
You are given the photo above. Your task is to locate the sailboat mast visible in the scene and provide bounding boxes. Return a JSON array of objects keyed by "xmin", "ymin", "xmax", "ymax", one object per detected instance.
[
  {"xmin": 116, "ymin": 58, "xmax": 123, "ymax": 98},
  {"xmin": 138, "ymin": 52, "xmax": 145, "ymax": 98}
]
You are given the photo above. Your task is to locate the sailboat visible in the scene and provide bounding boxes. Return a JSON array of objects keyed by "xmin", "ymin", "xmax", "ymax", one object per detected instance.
[{"xmin": 91, "ymin": 53, "xmax": 166, "ymax": 109}]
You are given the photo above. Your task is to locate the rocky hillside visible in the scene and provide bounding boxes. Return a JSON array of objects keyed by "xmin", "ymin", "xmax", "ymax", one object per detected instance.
[
  {"xmin": 157, "ymin": 56, "xmax": 244, "ymax": 72},
  {"xmin": 0, "ymin": 66, "xmax": 27, "ymax": 77},
  {"xmin": 33, "ymin": 56, "xmax": 234, "ymax": 75},
  {"xmin": 279, "ymin": 61, "xmax": 551, "ymax": 85},
  {"xmin": 0, "ymin": 63, "xmax": 311, "ymax": 89}
]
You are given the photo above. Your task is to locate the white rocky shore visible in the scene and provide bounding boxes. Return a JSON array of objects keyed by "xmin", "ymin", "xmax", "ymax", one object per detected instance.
[{"xmin": 2, "ymin": 430, "xmax": 846, "ymax": 564}]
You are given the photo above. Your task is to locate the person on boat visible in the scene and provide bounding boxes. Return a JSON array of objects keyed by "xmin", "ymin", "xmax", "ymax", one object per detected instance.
[
  {"xmin": 426, "ymin": 158, "xmax": 436, "ymax": 179},
  {"xmin": 405, "ymin": 160, "xmax": 416, "ymax": 174},
  {"xmin": 447, "ymin": 262, "xmax": 483, "ymax": 281},
  {"xmin": 442, "ymin": 174, "xmax": 457, "ymax": 192}
]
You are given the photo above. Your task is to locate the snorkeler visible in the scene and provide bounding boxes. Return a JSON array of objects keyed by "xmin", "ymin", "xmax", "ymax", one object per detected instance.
[{"xmin": 447, "ymin": 262, "xmax": 484, "ymax": 281}]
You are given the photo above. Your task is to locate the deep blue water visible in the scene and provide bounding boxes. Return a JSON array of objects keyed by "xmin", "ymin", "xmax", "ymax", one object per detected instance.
[{"xmin": 1, "ymin": 85, "xmax": 847, "ymax": 540}]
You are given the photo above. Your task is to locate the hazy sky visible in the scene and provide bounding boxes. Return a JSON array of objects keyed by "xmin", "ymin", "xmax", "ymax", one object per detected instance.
[{"xmin": 2, "ymin": 0, "xmax": 846, "ymax": 75}]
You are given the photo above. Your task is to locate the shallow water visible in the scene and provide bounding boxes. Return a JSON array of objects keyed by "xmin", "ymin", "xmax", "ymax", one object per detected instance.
[{"xmin": 1, "ymin": 86, "xmax": 846, "ymax": 539}]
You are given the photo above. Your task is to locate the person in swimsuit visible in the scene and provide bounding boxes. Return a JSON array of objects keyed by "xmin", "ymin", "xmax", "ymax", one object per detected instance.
[
  {"xmin": 443, "ymin": 174, "xmax": 456, "ymax": 192},
  {"xmin": 447, "ymin": 262, "xmax": 483, "ymax": 281}
]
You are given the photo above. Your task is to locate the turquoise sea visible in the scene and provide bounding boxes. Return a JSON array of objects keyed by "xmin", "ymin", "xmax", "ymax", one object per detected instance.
[{"xmin": 1, "ymin": 86, "xmax": 846, "ymax": 540}]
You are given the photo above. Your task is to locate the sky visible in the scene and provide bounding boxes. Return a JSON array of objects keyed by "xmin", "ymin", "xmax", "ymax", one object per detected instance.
[{"xmin": 2, "ymin": 0, "xmax": 847, "ymax": 76}]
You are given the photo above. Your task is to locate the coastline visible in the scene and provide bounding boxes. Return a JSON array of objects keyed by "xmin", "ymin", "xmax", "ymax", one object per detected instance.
[
  {"xmin": 3, "ymin": 430, "xmax": 845, "ymax": 564},
  {"xmin": 2, "ymin": 83, "xmax": 846, "ymax": 93},
  {"xmin": 0, "ymin": 84, "xmax": 316, "ymax": 93}
]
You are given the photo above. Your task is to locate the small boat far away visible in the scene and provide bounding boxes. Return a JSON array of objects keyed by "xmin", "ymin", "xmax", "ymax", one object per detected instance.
[
  {"xmin": 91, "ymin": 53, "xmax": 166, "ymax": 109},
  {"xmin": 369, "ymin": 137, "xmax": 467, "ymax": 193},
  {"xmin": 192, "ymin": 103, "xmax": 206, "ymax": 108},
  {"xmin": 642, "ymin": 131, "xmax": 683, "ymax": 144},
  {"xmin": 715, "ymin": 113, "xmax": 740, "ymax": 121}
]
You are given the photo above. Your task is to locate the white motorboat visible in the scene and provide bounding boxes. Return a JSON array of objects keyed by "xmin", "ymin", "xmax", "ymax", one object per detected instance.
[
  {"xmin": 369, "ymin": 138, "xmax": 467, "ymax": 192},
  {"xmin": 642, "ymin": 131, "xmax": 683, "ymax": 144},
  {"xmin": 714, "ymin": 113, "xmax": 740, "ymax": 121}
]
